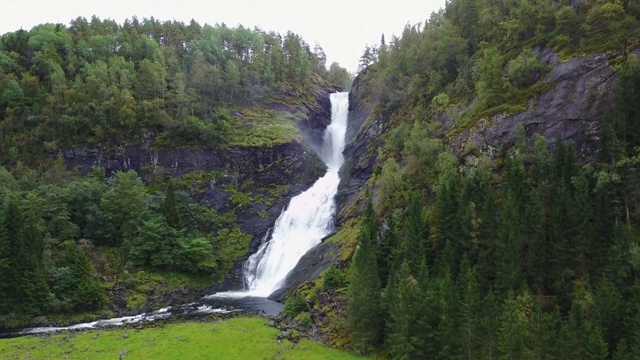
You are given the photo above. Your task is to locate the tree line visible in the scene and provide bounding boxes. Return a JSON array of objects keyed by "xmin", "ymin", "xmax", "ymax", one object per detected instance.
[
  {"xmin": 342, "ymin": 0, "xmax": 640, "ymax": 358},
  {"xmin": 0, "ymin": 162, "xmax": 248, "ymax": 320},
  {"xmin": 0, "ymin": 16, "xmax": 351, "ymax": 165}
]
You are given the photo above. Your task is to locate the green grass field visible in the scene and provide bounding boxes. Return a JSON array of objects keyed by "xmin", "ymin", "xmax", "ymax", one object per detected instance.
[{"xmin": 0, "ymin": 317, "xmax": 362, "ymax": 360}]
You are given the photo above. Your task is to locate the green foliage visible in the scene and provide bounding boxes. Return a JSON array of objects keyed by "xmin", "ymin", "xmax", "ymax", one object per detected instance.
[
  {"xmin": 0, "ymin": 318, "xmax": 362, "ymax": 360},
  {"xmin": 348, "ymin": 197, "xmax": 383, "ymax": 354},
  {"xmin": 298, "ymin": 311, "xmax": 312, "ymax": 328},
  {"xmin": 385, "ymin": 261, "xmax": 423, "ymax": 359},
  {"xmin": 0, "ymin": 165, "xmax": 250, "ymax": 320},
  {"xmin": 343, "ymin": 27, "xmax": 640, "ymax": 352},
  {"xmin": 507, "ymin": 49, "xmax": 549, "ymax": 89},
  {"xmin": 283, "ymin": 291, "xmax": 310, "ymax": 317},
  {"xmin": 476, "ymin": 47, "xmax": 508, "ymax": 109},
  {"xmin": 323, "ymin": 266, "xmax": 347, "ymax": 290},
  {"xmin": 0, "ymin": 18, "xmax": 348, "ymax": 163},
  {"xmin": 160, "ymin": 179, "xmax": 181, "ymax": 229},
  {"xmin": 57, "ymin": 243, "xmax": 105, "ymax": 312}
]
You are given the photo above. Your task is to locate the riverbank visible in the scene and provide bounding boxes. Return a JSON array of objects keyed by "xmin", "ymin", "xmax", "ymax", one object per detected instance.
[{"xmin": 0, "ymin": 316, "xmax": 363, "ymax": 359}]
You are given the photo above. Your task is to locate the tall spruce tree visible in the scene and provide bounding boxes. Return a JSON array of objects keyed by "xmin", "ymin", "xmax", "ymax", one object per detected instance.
[
  {"xmin": 495, "ymin": 193, "xmax": 524, "ymax": 295},
  {"xmin": 348, "ymin": 197, "xmax": 382, "ymax": 354},
  {"xmin": 385, "ymin": 261, "xmax": 421, "ymax": 359},
  {"xmin": 160, "ymin": 178, "xmax": 181, "ymax": 229},
  {"xmin": 378, "ymin": 214, "xmax": 398, "ymax": 288},
  {"xmin": 403, "ymin": 195, "xmax": 427, "ymax": 273},
  {"xmin": 458, "ymin": 257, "xmax": 480, "ymax": 360},
  {"xmin": 0, "ymin": 202, "xmax": 10, "ymax": 314}
]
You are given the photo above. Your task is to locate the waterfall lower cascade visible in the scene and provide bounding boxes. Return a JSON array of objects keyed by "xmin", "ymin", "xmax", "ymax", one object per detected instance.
[
  {"xmin": 2, "ymin": 93, "xmax": 348, "ymax": 338},
  {"xmin": 242, "ymin": 92, "xmax": 349, "ymax": 297}
]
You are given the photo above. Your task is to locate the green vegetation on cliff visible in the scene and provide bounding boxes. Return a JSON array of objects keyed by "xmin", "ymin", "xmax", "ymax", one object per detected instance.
[
  {"xmin": 0, "ymin": 163, "xmax": 249, "ymax": 327},
  {"xmin": 0, "ymin": 17, "xmax": 351, "ymax": 164},
  {"xmin": 327, "ymin": 0, "xmax": 640, "ymax": 358}
]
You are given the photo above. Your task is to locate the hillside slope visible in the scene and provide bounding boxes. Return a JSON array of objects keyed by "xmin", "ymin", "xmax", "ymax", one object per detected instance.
[{"xmin": 275, "ymin": 1, "xmax": 640, "ymax": 357}]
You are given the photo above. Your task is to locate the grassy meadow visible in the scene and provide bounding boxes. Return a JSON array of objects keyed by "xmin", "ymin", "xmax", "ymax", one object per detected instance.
[{"xmin": 0, "ymin": 317, "xmax": 363, "ymax": 360}]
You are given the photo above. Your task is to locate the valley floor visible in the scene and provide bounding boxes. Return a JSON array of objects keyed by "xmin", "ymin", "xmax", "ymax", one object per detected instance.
[{"xmin": 0, "ymin": 317, "xmax": 362, "ymax": 359}]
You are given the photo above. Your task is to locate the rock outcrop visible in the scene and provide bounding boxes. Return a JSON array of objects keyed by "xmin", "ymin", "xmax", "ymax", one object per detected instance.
[
  {"xmin": 60, "ymin": 88, "xmax": 337, "ymax": 291},
  {"xmin": 449, "ymin": 47, "xmax": 640, "ymax": 162},
  {"xmin": 268, "ymin": 235, "xmax": 341, "ymax": 302}
]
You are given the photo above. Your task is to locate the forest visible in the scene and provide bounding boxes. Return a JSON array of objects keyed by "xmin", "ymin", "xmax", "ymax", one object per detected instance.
[
  {"xmin": 0, "ymin": 16, "xmax": 351, "ymax": 164},
  {"xmin": 0, "ymin": 16, "xmax": 349, "ymax": 326},
  {"xmin": 335, "ymin": 0, "xmax": 640, "ymax": 359}
]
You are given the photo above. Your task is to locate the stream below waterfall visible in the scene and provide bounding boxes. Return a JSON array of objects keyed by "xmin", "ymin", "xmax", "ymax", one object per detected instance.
[{"xmin": 1, "ymin": 92, "xmax": 349, "ymax": 338}]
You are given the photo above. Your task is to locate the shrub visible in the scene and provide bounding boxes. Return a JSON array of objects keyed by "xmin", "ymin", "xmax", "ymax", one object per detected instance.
[
  {"xmin": 298, "ymin": 312, "xmax": 312, "ymax": 328},
  {"xmin": 323, "ymin": 266, "xmax": 347, "ymax": 290},
  {"xmin": 283, "ymin": 291, "xmax": 309, "ymax": 317},
  {"xmin": 507, "ymin": 49, "xmax": 548, "ymax": 89}
]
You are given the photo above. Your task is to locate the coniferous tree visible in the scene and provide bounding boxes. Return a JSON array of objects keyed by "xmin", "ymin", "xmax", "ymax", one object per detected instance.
[
  {"xmin": 0, "ymin": 203, "xmax": 10, "ymax": 314},
  {"xmin": 434, "ymin": 269, "xmax": 461, "ymax": 359},
  {"xmin": 585, "ymin": 325, "xmax": 609, "ymax": 360},
  {"xmin": 348, "ymin": 198, "xmax": 382, "ymax": 354},
  {"xmin": 497, "ymin": 291, "xmax": 534, "ymax": 359},
  {"xmin": 160, "ymin": 178, "xmax": 181, "ymax": 229},
  {"xmin": 479, "ymin": 289, "xmax": 500, "ymax": 359},
  {"xmin": 385, "ymin": 261, "xmax": 421, "ymax": 359},
  {"xmin": 495, "ymin": 193, "xmax": 524, "ymax": 295},
  {"xmin": 413, "ymin": 259, "xmax": 438, "ymax": 358},
  {"xmin": 378, "ymin": 214, "xmax": 398, "ymax": 288},
  {"xmin": 62, "ymin": 244, "xmax": 104, "ymax": 311},
  {"xmin": 458, "ymin": 257, "xmax": 480, "ymax": 360},
  {"xmin": 403, "ymin": 195, "xmax": 427, "ymax": 273}
]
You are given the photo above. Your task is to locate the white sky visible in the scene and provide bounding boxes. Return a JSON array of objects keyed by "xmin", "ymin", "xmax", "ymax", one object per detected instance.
[{"xmin": 0, "ymin": 0, "xmax": 446, "ymax": 73}]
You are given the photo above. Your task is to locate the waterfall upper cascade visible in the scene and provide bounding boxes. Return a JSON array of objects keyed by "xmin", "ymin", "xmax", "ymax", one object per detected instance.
[{"xmin": 241, "ymin": 92, "xmax": 349, "ymax": 297}]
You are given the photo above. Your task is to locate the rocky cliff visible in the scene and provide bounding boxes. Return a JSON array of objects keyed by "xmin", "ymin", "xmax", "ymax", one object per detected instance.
[
  {"xmin": 449, "ymin": 47, "xmax": 640, "ymax": 162},
  {"xmin": 60, "ymin": 88, "xmax": 338, "ymax": 291},
  {"xmin": 269, "ymin": 48, "xmax": 638, "ymax": 302}
]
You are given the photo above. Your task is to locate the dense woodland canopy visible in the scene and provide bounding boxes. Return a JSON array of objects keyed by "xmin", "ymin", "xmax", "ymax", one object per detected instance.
[
  {"xmin": 0, "ymin": 16, "xmax": 350, "ymax": 325},
  {"xmin": 334, "ymin": 0, "xmax": 640, "ymax": 358},
  {"xmin": 0, "ymin": 161, "xmax": 251, "ymax": 319},
  {"xmin": 0, "ymin": 16, "xmax": 351, "ymax": 164}
]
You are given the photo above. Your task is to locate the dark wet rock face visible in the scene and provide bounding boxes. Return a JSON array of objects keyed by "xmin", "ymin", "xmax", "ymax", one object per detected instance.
[
  {"xmin": 268, "ymin": 239, "xmax": 341, "ymax": 302},
  {"xmin": 450, "ymin": 48, "xmax": 640, "ymax": 161},
  {"xmin": 60, "ymin": 89, "xmax": 337, "ymax": 292},
  {"xmin": 337, "ymin": 68, "xmax": 386, "ymax": 224}
]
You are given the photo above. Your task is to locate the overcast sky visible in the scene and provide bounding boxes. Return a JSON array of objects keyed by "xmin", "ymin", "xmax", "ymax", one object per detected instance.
[{"xmin": 0, "ymin": 0, "xmax": 446, "ymax": 73}]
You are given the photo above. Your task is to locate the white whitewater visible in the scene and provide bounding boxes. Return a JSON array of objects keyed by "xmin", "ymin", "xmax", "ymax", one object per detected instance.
[{"xmin": 240, "ymin": 92, "xmax": 349, "ymax": 297}]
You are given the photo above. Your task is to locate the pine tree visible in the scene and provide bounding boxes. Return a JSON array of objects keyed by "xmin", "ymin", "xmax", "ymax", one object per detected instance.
[
  {"xmin": 0, "ymin": 202, "xmax": 10, "ymax": 314},
  {"xmin": 3, "ymin": 197, "xmax": 26, "ymax": 312},
  {"xmin": 378, "ymin": 214, "xmax": 397, "ymax": 288},
  {"xmin": 62, "ymin": 244, "xmax": 104, "ymax": 311},
  {"xmin": 594, "ymin": 276, "xmax": 623, "ymax": 351},
  {"xmin": 458, "ymin": 257, "xmax": 480, "ymax": 360},
  {"xmin": 613, "ymin": 339, "xmax": 633, "ymax": 360},
  {"xmin": 403, "ymin": 195, "xmax": 427, "ymax": 273},
  {"xmin": 585, "ymin": 325, "xmax": 609, "ymax": 360},
  {"xmin": 434, "ymin": 270, "xmax": 461, "ymax": 359},
  {"xmin": 480, "ymin": 289, "xmax": 500, "ymax": 359},
  {"xmin": 495, "ymin": 193, "xmax": 524, "ymax": 295},
  {"xmin": 385, "ymin": 261, "xmax": 420, "ymax": 359},
  {"xmin": 348, "ymin": 197, "xmax": 382, "ymax": 354},
  {"xmin": 160, "ymin": 178, "xmax": 182, "ymax": 229},
  {"xmin": 414, "ymin": 259, "xmax": 438, "ymax": 358},
  {"xmin": 3, "ymin": 197, "xmax": 51, "ymax": 314},
  {"xmin": 497, "ymin": 291, "xmax": 534, "ymax": 359}
]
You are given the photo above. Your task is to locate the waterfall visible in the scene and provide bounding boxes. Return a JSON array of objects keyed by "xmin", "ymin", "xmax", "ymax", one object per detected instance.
[{"xmin": 242, "ymin": 92, "xmax": 349, "ymax": 297}]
